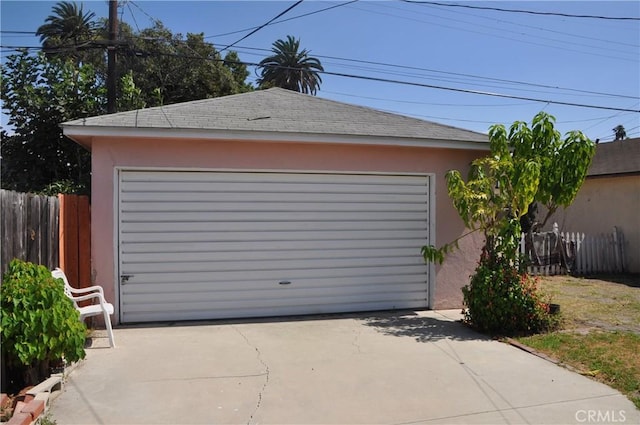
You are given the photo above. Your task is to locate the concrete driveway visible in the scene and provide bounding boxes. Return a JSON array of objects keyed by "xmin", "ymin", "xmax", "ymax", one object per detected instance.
[{"xmin": 50, "ymin": 310, "xmax": 638, "ymax": 424}]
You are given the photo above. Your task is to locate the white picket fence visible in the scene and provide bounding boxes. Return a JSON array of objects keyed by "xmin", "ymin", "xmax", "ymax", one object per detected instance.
[{"xmin": 519, "ymin": 223, "xmax": 626, "ymax": 276}]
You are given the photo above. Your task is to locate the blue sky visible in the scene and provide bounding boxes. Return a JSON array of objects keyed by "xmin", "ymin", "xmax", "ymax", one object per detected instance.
[{"xmin": 1, "ymin": 1, "xmax": 639, "ymax": 141}]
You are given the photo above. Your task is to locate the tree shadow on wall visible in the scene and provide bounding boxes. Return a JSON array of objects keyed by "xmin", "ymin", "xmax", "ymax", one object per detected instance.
[{"xmin": 359, "ymin": 310, "xmax": 490, "ymax": 343}]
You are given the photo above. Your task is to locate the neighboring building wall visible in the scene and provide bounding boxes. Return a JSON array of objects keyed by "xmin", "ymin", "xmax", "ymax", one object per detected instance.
[
  {"xmin": 543, "ymin": 174, "xmax": 640, "ymax": 273},
  {"xmin": 91, "ymin": 137, "xmax": 485, "ymax": 320}
]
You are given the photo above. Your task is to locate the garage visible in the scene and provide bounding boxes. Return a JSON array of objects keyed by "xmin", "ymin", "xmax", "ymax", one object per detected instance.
[
  {"xmin": 118, "ymin": 170, "xmax": 431, "ymax": 323},
  {"xmin": 62, "ymin": 87, "xmax": 489, "ymax": 323}
]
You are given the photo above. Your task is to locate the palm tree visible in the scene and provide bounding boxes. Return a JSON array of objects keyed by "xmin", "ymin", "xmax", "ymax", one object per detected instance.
[
  {"xmin": 36, "ymin": 1, "xmax": 97, "ymax": 54},
  {"xmin": 613, "ymin": 125, "xmax": 627, "ymax": 141},
  {"xmin": 257, "ymin": 36, "xmax": 324, "ymax": 95}
]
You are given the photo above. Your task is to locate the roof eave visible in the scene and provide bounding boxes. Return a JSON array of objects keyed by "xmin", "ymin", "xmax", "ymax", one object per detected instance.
[{"xmin": 61, "ymin": 125, "xmax": 489, "ymax": 151}]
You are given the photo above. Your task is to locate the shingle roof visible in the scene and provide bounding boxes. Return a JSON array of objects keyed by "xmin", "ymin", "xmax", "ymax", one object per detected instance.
[
  {"xmin": 62, "ymin": 88, "xmax": 488, "ymax": 144},
  {"xmin": 588, "ymin": 138, "xmax": 640, "ymax": 177}
]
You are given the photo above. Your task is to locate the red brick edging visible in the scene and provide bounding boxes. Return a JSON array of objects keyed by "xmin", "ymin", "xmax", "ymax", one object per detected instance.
[{"xmin": 2, "ymin": 375, "xmax": 62, "ymax": 424}]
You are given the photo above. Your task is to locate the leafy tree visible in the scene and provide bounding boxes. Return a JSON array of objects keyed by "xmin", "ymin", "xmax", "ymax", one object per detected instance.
[
  {"xmin": 424, "ymin": 112, "xmax": 595, "ymax": 263},
  {"xmin": 4, "ymin": 6, "xmax": 253, "ymax": 194},
  {"xmin": 496, "ymin": 112, "xmax": 596, "ymax": 231},
  {"xmin": 34, "ymin": 4, "xmax": 252, "ymax": 108},
  {"xmin": 224, "ymin": 50, "xmax": 252, "ymax": 92},
  {"xmin": 422, "ymin": 112, "xmax": 595, "ymax": 334},
  {"xmin": 36, "ymin": 1, "xmax": 99, "ymax": 64},
  {"xmin": 257, "ymin": 35, "xmax": 324, "ymax": 95},
  {"xmin": 613, "ymin": 124, "xmax": 627, "ymax": 141},
  {"xmin": 118, "ymin": 23, "xmax": 252, "ymax": 106},
  {"xmin": 1, "ymin": 51, "xmax": 145, "ymax": 194},
  {"xmin": 117, "ymin": 71, "xmax": 146, "ymax": 111},
  {"xmin": 1, "ymin": 51, "xmax": 100, "ymax": 193}
]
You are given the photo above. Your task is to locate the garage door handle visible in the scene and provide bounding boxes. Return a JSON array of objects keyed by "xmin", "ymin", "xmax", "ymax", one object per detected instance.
[{"xmin": 279, "ymin": 280, "xmax": 291, "ymax": 285}]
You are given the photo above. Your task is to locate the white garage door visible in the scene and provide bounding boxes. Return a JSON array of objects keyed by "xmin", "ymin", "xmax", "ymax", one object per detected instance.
[{"xmin": 118, "ymin": 170, "xmax": 431, "ymax": 323}]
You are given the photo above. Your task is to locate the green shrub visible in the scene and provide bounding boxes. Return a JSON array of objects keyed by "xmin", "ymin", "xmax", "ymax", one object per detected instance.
[
  {"xmin": 462, "ymin": 254, "xmax": 557, "ymax": 336},
  {"xmin": 39, "ymin": 179, "xmax": 88, "ymax": 196},
  {"xmin": 1, "ymin": 259, "xmax": 86, "ymax": 387}
]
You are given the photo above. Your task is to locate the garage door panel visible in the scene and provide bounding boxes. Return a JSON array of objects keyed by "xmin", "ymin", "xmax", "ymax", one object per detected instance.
[
  {"xmin": 120, "ymin": 229, "xmax": 427, "ymax": 243},
  {"xmin": 123, "ymin": 255, "xmax": 424, "ymax": 274},
  {"xmin": 121, "ymin": 210, "xmax": 427, "ymax": 222},
  {"xmin": 124, "ymin": 282, "xmax": 428, "ymax": 304},
  {"xmin": 121, "ymin": 219, "xmax": 426, "ymax": 233},
  {"xmin": 122, "ymin": 239, "xmax": 426, "ymax": 254},
  {"xmin": 124, "ymin": 298, "xmax": 430, "ymax": 323},
  {"xmin": 122, "ymin": 247, "xmax": 422, "ymax": 263},
  {"xmin": 119, "ymin": 194, "xmax": 427, "ymax": 206},
  {"xmin": 124, "ymin": 171, "xmax": 425, "ymax": 185},
  {"xmin": 123, "ymin": 171, "xmax": 427, "ymax": 186},
  {"xmin": 119, "ymin": 198, "xmax": 427, "ymax": 213},
  {"xmin": 123, "ymin": 291, "xmax": 427, "ymax": 315},
  {"xmin": 123, "ymin": 274, "xmax": 427, "ymax": 294},
  {"xmin": 121, "ymin": 265, "xmax": 427, "ymax": 284},
  {"xmin": 119, "ymin": 171, "xmax": 430, "ymax": 323},
  {"xmin": 122, "ymin": 182, "xmax": 426, "ymax": 196}
]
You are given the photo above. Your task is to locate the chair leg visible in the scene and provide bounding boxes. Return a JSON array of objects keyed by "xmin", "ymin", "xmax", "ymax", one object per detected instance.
[{"xmin": 103, "ymin": 310, "xmax": 116, "ymax": 348}]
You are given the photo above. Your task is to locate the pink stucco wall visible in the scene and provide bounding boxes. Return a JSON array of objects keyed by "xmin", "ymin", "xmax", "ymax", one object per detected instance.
[
  {"xmin": 543, "ymin": 175, "xmax": 640, "ymax": 273},
  {"xmin": 90, "ymin": 137, "xmax": 485, "ymax": 320}
]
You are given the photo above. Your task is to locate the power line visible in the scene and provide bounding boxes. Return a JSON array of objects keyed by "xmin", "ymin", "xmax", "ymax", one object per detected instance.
[
  {"xmin": 557, "ymin": 113, "xmax": 636, "ymax": 124},
  {"xmin": 319, "ymin": 69, "xmax": 640, "ymax": 113},
  {"xmin": 320, "ymin": 60, "xmax": 604, "ymax": 98},
  {"xmin": 2, "ymin": 6, "xmax": 635, "ymax": 98},
  {"xmin": 106, "ymin": 49, "xmax": 640, "ymax": 113},
  {"xmin": 125, "ymin": 1, "xmax": 141, "ymax": 33},
  {"xmin": 4, "ymin": 35, "xmax": 635, "ymax": 102},
  {"xmin": 370, "ymin": 2, "xmax": 638, "ymax": 56},
  {"xmin": 3, "ymin": 46, "xmax": 636, "ymax": 135},
  {"xmin": 164, "ymin": 39, "xmax": 640, "ymax": 100},
  {"xmin": 623, "ymin": 125, "xmax": 640, "ymax": 136},
  {"xmin": 232, "ymin": 45, "xmax": 638, "ymax": 100},
  {"xmin": 325, "ymin": 91, "xmax": 639, "ymax": 125},
  {"xmin": 218, "ymin": 0, "xmax": 305, "ymax": 53},
  {"xmin": 128, "ymin": 1, "xmax": 161, "ymax": 25},
  {"xmin": 205, "ymin": 0, "xmax": 358, "ymax": 39},
  {"xmin": 419, "ymin": 2, "xmax": 640, "ymax": 49},
  {"xmin": 582, "ymin": 102, "xmax": 640, "ymax": 132},
  {"xmin": 5, "ymin": 0, "xmax": 637, "ymax": 52},
  {"xmin": 351, "ymin": 3, "xmax": 638, "ymax": 63},
  {"xmin": 1, "ymin": 45, "xmax": 42, "ymax": 49},
  {"xmin": 386, "ymin": 110, "xmax": 496, "ymax": 124},
  {"xmin": 0, "ymin": 0, "xmax": 359, "ymax": 41},
  {"xmin": 0, "ymin": 42, "xmax": 103, "ymax": 54},
  {"xmin": 322, "ymin": 90, "xmax": 535, "ymax": 108},
  {"xmin": 3, "ymin": 22, "xmax": 636, "ymax": 102},
  {"xmin": 401, "ymin": 1, "xmax": 640, "ymax": 21},
  {"xmin": 594, "ymin": 120, "xmax": 640, "ymax": 139}
]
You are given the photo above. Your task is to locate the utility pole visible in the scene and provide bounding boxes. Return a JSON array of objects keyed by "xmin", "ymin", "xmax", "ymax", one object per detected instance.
[{"xmin": 107, "ymin": 0, "xmax": 118, "ymax": 113}]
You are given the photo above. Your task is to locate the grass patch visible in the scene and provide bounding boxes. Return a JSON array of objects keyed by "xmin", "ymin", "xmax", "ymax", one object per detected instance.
[
  {"xmin": 538, "ymin": 275, "xmax": 640, "ymax": 333},
  {"xmin": 519, "ymin": 331, "xmax": 640, "ymax": 409},
  {"xmin": 516, "ymin": 275, "xmax": 640, "ymax": 409}
]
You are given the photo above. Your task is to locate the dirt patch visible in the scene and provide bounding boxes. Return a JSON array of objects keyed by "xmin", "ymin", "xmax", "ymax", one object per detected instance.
[{"xmin": 539, "ymin": 274, "xmax": 640, "ymax": 334}]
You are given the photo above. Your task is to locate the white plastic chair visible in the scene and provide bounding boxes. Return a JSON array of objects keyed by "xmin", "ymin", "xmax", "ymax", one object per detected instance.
[{"xmin": 52, "ymin": 268, "xmax": 116, "ymax": 348}]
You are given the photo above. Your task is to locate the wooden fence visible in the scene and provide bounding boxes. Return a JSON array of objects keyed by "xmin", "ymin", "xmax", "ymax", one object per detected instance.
[
  {"xmin": 1, "ymin": 190, "xmax": 59, "ymax": 277},
  {"xmin": 1, "ymin": 190, "xmax": 90, "ymax": 288},
  {"xmin": 59, "ymin": 194, "xmax": 92, "ymax": 289},
  {"xmin": 519, "ymin": 223, "xmax": 626, "ymax": 276}
]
